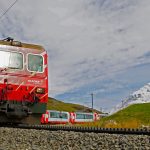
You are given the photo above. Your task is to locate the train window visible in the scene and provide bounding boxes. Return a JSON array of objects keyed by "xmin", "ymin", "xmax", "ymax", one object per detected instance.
[
  {"xmin": 76, "ymin": 114, "xmax": 85, "ymax": 119},
  {"xmin": 50, "ymin": 112, "xmax": 68, "ymax": 119},
  {"xmin": 0, "ymin": 50, "xmax": 23, "ymax": 69},
  {"xmin": 76, "ymin": 113, "xmax": 93, "ymax": 119},
  {"xmin": 85, "ymin": 114, "xmax": 93, "ymax": 119},
  {"xmin": 50, "ymin": 112, "xmax": 59, "ymax": 118},
  {"xmin": 60, "ymin": 113, "xmax": 68, "ymax": 119},
  {"xmin": 28, "ymin": 54, "xmax": 43, "ymax": 72}
]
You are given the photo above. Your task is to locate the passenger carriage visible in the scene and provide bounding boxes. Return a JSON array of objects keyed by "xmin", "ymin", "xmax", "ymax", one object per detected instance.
[
  {"xmin": 41, "ymin": 110, "xmax": 70, "ymax": 124},
  {"xmin": 70, "ymin": 112, "xmax": 99, "ymax": 124}
]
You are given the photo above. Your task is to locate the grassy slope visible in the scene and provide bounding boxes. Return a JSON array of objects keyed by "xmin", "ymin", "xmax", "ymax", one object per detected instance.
[
  {"xmin": 47, "ymin": 97, "xmax": 100, "ymax": 113},
  {"xmin": 99, "ymin": 103, "xmax": 150, "ymax": 128}
]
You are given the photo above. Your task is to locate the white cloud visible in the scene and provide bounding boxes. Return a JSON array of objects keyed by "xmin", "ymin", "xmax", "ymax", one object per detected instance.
[{"xmin": 0, "ymin": 0, "xmax": 150, "ymax": 108}]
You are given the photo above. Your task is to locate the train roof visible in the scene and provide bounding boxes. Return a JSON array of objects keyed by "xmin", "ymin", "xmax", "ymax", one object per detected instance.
[
  {"xmin": 74, "ymin": 112, "xmax": 95, "ymax": 115},
  {"xmin": 0, "ymin": 39, "xmax": 44, "ymax": 51},
  {"xmin": 46, "ymin": 110, "xmax": 69, "ymax": 113}
]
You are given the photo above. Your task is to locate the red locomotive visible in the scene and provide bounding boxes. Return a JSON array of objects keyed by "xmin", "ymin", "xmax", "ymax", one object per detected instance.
[
  {"xmin": 41, "ymin": 110, "xmax": 99, "ymax": 124},
  {"xmin": 0, "ymin": 37, "xmax": 48, "ymax": 124}
]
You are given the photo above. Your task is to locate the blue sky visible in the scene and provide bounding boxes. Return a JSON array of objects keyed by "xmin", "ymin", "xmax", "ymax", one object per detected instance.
[{"xmin": 0, "ymin": 0, "xmax": 150, "ymax": 112}]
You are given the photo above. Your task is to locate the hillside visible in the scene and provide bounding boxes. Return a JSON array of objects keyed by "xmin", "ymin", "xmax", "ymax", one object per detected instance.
[
  {"xmin": 100, "ymin": 103, "xmax": 150, "ymax": 128},
  {"xmin": 47, "ymin": 97, "xmax": 100, "ymax": 113}
]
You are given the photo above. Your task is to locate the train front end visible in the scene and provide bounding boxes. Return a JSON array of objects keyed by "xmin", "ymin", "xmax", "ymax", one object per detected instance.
[{"xmin": 0, "ymin": 38, "xmax": 48, "ymax": 124}]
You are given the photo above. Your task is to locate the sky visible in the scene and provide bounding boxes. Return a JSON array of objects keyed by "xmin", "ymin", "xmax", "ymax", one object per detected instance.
[{"xmin": 0, "ymin": 0, "xmax": 150, "ymax": 112}]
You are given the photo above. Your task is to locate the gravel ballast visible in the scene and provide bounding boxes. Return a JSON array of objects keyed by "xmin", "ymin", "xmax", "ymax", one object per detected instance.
[{"xmin": 0, "ymin": 127, "xmax": 150, "ymax": 150}]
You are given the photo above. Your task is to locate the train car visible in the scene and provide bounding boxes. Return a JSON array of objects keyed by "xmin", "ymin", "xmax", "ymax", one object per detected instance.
[
  {"xmin": 0, "ymin": 37, "xmax": 48, "ymax": 124},
  {"xmin": 70, "ymin": 112, "xmax": 99, "ymax": 124},
  {"xmin": 41, "ymin": 110, "xmax": 70, "ymax": 124}
]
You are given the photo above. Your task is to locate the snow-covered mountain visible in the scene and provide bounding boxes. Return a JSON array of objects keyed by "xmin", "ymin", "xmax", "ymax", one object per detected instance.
[{"xmin": 110, "ymin": 83, "xmax": 150, "ymax": 114}]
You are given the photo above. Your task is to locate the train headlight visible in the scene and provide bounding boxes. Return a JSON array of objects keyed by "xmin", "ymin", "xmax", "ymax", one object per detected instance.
[{"xmin": 36, "ymin": 87, "xmax": 45, "ymax": 94}]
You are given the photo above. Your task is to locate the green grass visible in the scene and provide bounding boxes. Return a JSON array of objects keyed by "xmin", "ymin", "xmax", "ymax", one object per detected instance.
[
  {"xmin": 47, "ymin": 97, "xmax": 100, "ymax": 113},
  {"xmin": 99, "ymin": 103, "xmax": 150, "ymax": 128}
]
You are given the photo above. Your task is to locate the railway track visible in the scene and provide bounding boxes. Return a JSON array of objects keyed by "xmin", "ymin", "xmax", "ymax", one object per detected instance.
[{"xmin": 0, "ymin": 124, "xmax": 150, "ymax": 135}]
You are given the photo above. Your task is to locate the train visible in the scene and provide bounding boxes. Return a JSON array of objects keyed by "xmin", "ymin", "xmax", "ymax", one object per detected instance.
[
  {"xmin": 41, "ymin": 110, "xmax": 100, "ymax": 124},
  {"xmin": 0, "ymin": 37, "xmax": 48, "ymax": 124}
]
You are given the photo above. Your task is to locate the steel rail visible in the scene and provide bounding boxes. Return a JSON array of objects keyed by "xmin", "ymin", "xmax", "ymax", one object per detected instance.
[{"xmin": 0, "ymin": 124, "xmax": 150, "ymax": 135}]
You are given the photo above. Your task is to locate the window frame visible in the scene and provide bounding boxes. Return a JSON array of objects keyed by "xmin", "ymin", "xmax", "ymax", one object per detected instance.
[
  {"xmin": 27, "ymin": 53, "xmax": 44, "ymax": 73},
  {"xmin": 0, "ymin": 49, "xmax": 24, "ymax": 70}
]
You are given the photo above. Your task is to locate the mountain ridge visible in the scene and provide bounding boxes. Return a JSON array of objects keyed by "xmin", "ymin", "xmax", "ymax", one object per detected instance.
[{"xmin": 111, "ymin": 82, "xmax": 150, "ymax": 114}]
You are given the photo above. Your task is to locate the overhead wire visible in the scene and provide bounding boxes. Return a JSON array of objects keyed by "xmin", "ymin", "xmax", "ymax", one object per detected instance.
[{"xmin": 0, "ymin": 0, "xmax": 19, "ymax": 21}]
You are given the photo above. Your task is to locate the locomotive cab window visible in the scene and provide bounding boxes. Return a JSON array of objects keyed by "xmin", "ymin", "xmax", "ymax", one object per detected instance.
[
  {"xmin": 0, "ymin": 50, "xmax": 23, "ymax": 69},
  {"xmin": 28, "ymin": 54, "xmax": 43, "ymax": 72}
]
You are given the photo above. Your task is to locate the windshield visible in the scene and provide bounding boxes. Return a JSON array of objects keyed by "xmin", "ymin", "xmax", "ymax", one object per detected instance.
[
  {"xmin": 28, "ymin": 54, "xmax": 43, "ymax": 72},
  {"xmin": 0, "ymin": 50, "xmax": 23, "ymax": 69}
]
